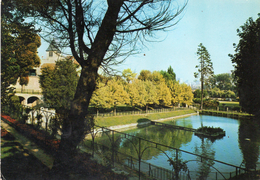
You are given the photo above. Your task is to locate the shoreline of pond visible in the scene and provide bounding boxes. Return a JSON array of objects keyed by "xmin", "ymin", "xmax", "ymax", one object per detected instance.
[
  {"xmin": 103, "ymin": 112, "xmax": 199, "ymax": 131},
  {"xmin": 88, "ymin": 112, "xmax": 199, "ymax": 137},
  {"xmin": 200, "ymin": 110, "xmax": 254, "ymax": 119}
]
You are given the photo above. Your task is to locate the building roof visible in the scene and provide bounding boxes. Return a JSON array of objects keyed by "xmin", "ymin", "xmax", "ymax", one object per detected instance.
[
  {"xmin": 46, "ymin": 40, "xmax": 61, "ymax": 53},
  {"xmin": 66, "ymin": 55, "xmax": 80, "ymax": 65}
]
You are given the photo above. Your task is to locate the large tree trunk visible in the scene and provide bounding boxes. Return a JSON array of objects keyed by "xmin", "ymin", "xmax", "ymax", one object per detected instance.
[
  {"xmin": 53, "ymin": 0, "xmax": 124, "ymax": 172},
  {"xmin": 53, "ymin": 65, "xmax": 98, "ymax": 172}
]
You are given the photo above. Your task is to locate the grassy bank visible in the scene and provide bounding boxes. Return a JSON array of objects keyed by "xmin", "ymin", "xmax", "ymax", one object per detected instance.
[
  {"xmin": 200, "ymin": 110, "xmax": 253, "ymax": 119},
  {"xmin": 219, "ymin": 101, "xmax": 241, "ymax": 111},
  {"xmin": 95, "ymin": 109, "xmax": 196, "ymax": 127}
]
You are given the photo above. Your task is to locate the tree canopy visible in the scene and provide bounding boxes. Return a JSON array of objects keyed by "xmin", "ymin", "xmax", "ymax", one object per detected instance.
[
  {"xmin": 122, "ymin": 68, "xmax": 137, "ymax": 83},
  {"xmin": 16, "ymin": 0, "xmax": 188, "ymax": 164},
  {"xmin": 39, "ymin": 59, "xmax": 79, "ymax": 115},
  {"xmin": 229, "ymin": 15, "xmax": 260, "ymax": 115},
  {"xmin": 91, "ymin": 69, "xmax": 193, "ymax": 112},
  {"xmin": 160, "ymin": 66, "xmax": 176, "ymax": 84},
  {"xmin": 207, "ymin": 73, "xmax": 235, "ymax": 91},
  {"xmin": 1, "ymin": 0, "xmax": 41, "ymax": 105}
]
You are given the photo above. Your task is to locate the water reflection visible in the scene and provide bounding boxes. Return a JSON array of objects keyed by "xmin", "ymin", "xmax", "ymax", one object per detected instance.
[
  {"xmin": 194, "ymin": 138, "xmax": 216, "ymax": 179},
  {"xmin": 90, "ymin": 115, "xmax": 260, "ymax": 178},
  {"xmin": 238, "ymin": 118, "xmax": 260, "ymax": 170},
  {"xmin": 94, "ymin": 122, "xmax": 193, "ymax": 161}
]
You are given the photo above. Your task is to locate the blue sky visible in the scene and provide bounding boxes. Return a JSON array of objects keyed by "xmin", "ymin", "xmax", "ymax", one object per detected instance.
[{"xmin": 38, "ymin": 0, "xmax": 260, "ymax": 84}]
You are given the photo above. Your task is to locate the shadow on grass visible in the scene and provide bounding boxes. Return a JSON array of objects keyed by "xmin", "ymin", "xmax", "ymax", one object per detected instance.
[
  {"xmin": 1, "ymin": 141, "xmax": 22, "ymax": 148},
  {"xmin": 1, "ymin": 139, "xmax": 50, "ymax": 180},
  {"xmin": 1, "ymin": 128, "xmax": 128, "ymax": 180},
  {"xmin": 137, "ymin": 118, "xmax": 150, "ymax": 123}
]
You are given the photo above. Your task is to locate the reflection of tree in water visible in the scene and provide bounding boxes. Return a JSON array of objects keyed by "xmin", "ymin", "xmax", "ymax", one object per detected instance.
[
  {"xmin": 194, "ymin": 138, "xmax": 215, "ymax": 180},
  {"xmin": 120, "ymin": 125, "xmax": 193, "ymax": 160},
  {"xmin": 238, "ymin": 119, "xmax": 260, "ymax": 170},
  {"xmin": 94, "ymin": 123, "xmax": 193, "ymax": 161}
]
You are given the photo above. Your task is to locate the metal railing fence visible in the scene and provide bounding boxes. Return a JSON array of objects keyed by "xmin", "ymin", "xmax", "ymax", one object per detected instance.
[
  {"xmin": 80, "ymin": 140, "xmax": 191, "ymax": 180},
  {"xmin": 80, "ymin": 125, "xmax": 256, "ymax": 180},
  {"xmin": 92, "ymin": 107, "xmax": 197, "ymax": 117},
  {"xmin": 15, "ymin": 89, "xmax": 42, "ymax": 94}
]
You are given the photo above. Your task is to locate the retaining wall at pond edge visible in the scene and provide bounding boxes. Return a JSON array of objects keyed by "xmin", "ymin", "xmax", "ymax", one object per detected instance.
[{"xmin": 86, "ymin": 112, "xmax": 199, "ymax": 139}]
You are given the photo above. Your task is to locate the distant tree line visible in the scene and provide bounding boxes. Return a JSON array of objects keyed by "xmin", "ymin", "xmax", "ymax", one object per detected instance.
[
  {"xmin": 39, "ymin": 64, "xmax": 194, "ymax": 114},
  {"xmin": 194, "ymin": 73, "xmax": 237, "ymax": 99},
  {"xmin": 91, "ymin": 68, "xmax": 193, "ymax": 113}
]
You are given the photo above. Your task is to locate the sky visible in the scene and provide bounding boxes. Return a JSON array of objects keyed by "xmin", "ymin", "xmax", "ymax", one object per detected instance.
[{"xmin": 38, "ymin": 0, "xmax": 260, "ymax": 84}]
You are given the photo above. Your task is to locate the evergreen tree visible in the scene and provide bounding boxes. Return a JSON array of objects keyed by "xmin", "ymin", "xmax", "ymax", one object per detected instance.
[
  {"xmin": 39, "ymin": 59, "xmax": 79, "ymax": 116},
  {"xmin": 160, "ymin": 66, "xmax": 176, "ymax": 84},
  {"xmin": 194, "ymin": 43, "xmax": 214, "ymax": 109}
]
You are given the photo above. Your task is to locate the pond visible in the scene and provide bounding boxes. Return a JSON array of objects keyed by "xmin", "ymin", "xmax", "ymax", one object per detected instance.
[{"xmin": 85, "ymin": 115, "xmax": 260, "ymax": 179}]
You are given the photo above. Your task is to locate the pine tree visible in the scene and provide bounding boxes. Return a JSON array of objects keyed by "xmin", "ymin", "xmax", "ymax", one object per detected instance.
[{"xmin": 194, "ymin": 43, "xmax": 214, "ymax": 110}]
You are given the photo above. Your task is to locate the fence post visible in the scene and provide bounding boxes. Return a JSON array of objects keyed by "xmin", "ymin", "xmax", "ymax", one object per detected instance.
[
  {"xmin": 139, "ymin": 138, "xmax": 141, "ymax": 180},
  {"xmin": 131, "ymin": 156, "xmax": 133, "ymax": 169},
  {"xmin": 149, "ymin": 163, "xmax": 151, "ymax": 176},
  {"xmin": 92, "ymin": 131, "xmax": 96, "ymax": 157},
  {"xmin": 112, "ymin": 130, "xmax": 115, "ymax": 167}
]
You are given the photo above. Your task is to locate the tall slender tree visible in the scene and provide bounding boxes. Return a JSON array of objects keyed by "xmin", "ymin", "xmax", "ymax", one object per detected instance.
[{"xmin": 194, "ymin": 43, "xmax": 214, "ymax": 109}]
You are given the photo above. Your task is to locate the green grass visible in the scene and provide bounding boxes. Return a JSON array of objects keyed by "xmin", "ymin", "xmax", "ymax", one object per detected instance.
[
  {"xmin": 200, "ymin": 110, "xmax": 253, "ymax": 117},
  {"xmin": 219, "ymin": 101, "xmax": 240, "ymax": 107},
  {"xmin": 95, "ymin": 109, "xmax": 196, "ymax": 127},
  {"xmin": 218, "ymin": 101, "xmax": 241, "ymax": 111}
]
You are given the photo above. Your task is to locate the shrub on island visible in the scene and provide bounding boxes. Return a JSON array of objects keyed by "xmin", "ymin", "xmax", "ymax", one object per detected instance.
[{"xmin": 195, "ymin": 126, "xmax": 225, "ymax": 142}]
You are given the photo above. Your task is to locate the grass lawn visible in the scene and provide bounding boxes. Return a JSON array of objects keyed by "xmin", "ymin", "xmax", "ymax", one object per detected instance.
[
  {"xmin": 218, "ymin": 101, "xmax": 241, "ymax": 111},
  {"xmin": 95, "ymin": 109, "xmax": 196, "ymax": 127},
  {"xmin": 219, "ymin": 101, "xmax": 240, "ymax": 106}
]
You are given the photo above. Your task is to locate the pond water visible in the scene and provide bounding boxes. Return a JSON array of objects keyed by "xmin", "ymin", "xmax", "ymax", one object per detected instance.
[{"xmin": 89, "ymin": 115, "xmax": 260, "ymax": 179}]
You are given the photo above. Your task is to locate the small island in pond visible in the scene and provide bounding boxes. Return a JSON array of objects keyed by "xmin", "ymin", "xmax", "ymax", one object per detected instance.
[{"xmin": 195, "ymin": 126, "xmax": 226, "ymax": 142}]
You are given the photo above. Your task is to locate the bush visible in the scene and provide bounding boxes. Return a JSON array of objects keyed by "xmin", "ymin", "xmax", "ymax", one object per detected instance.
[
  {"xmin": 203, "ymin": 99, "xmax": 219, "ymax": 108},
  {"xmin": 197, "ymin": 126, "xmax": 224, "ymax": 134},
  {"xmin": 193, "ymin": 98, "xmax": 201, "ymax": 104},
  {"xmin": 193, "ymin": 98, "xmax": 219, "ymax": 108}
]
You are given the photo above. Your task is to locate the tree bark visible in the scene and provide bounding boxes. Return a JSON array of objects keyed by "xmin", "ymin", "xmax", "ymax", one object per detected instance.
[
  {"xmin": 54, "ymin": 0, "xmax": 124, "ymax": 171},
  {"xmin": 201, "ymin": 58, "xmax": 204, "ymax": 110}
]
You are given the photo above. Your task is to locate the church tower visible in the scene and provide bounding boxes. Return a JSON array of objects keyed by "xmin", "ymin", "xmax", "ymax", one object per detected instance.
[{"xmin": 45, "ymin": 39, "xmax": 62, "ymax": 64}]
